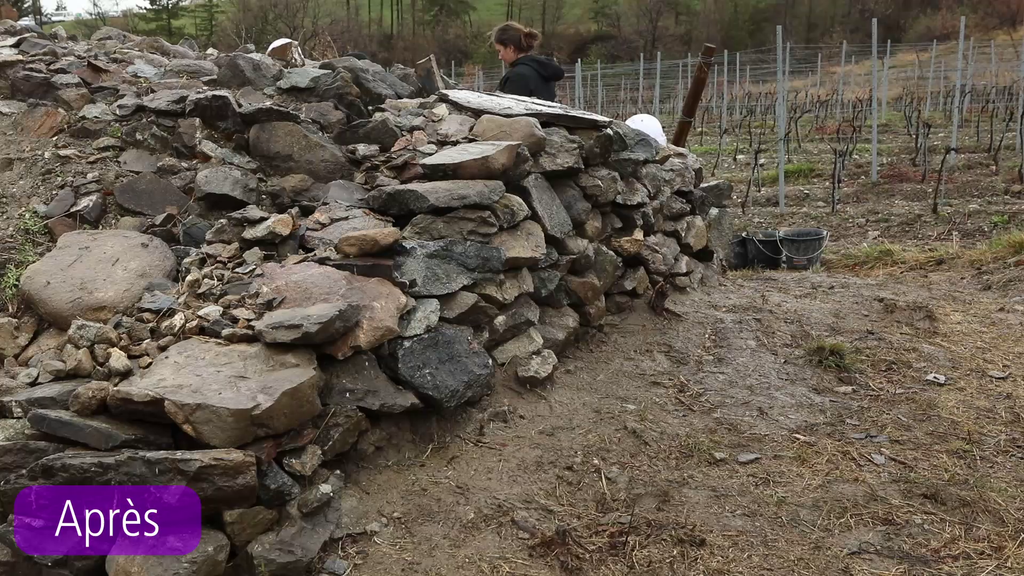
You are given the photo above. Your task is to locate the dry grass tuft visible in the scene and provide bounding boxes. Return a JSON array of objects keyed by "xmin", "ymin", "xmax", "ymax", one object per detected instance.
[{"xmin": 805, "ymin": 338, "xmax": 860, "ymax": 372}]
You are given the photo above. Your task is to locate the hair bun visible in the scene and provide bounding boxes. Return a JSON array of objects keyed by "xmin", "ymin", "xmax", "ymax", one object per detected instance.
[{"xmin": 521, "ymin": 27, "xmax": 540, "ymax": 51}]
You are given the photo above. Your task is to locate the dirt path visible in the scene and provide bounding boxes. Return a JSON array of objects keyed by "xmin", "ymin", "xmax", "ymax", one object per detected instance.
[{"xmin": 328, "ymin": 271, "xmax": 1024, "ymax": 575}]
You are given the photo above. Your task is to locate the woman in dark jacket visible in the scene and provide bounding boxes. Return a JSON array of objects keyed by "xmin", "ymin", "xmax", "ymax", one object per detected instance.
[{"xmin": 491, "ymin": 22, "xmax": 565, "ymax": 101}]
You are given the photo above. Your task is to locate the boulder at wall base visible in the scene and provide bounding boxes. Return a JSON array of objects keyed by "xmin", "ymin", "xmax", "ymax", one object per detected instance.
[
  {"xmin": 108, "ymin": 339, "xmax": 322, "ymax": 448},
  {"xmin": 106, "ymin": 528, "xmax": 229, "ymax": 576},
  {"xmin": 320, "ymin": 352, "xmax": 422, "ymax": 413},
  {"xmin": 245, "ymin": 519, "xmax": 331, "ymax": 576},
  {"xmin": 381, "ymin": 323, "xmax": 495, "ymax": 409},
  {"xmin": 19, "ymin": 231, "xmax": 176, "ymax": 330},
  {"xmin": 0, "ymin": 449, "xmax": 258, "ymax": 514},
  {"xmin": 249, "ymin": 122, "xmax": 352, "ymax": 183},
  {"xmin": 254, "ymin": 262, "xmax": 409, "ymax": 359}
]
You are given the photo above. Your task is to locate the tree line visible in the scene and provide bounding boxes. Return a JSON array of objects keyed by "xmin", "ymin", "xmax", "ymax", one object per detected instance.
[{"xmin": 25, "ymin": 0, "xmax": 1021, "ymax": 69}]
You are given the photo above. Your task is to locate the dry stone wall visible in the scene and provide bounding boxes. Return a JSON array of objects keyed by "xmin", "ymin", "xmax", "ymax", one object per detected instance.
[{"xmin": 0, "ymin": 23, "xmax": 734, "ymax": 576}]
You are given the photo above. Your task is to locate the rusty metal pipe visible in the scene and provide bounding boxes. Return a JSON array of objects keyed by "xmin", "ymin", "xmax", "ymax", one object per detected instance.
[{"xmin": 672, "ymin": 44, "xmax": 717, "ymax": 148}]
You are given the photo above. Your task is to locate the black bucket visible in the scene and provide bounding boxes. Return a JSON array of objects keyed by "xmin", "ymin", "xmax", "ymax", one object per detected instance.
[
  {"xmin": 778, "ymin": 228, "xmax": 829, "ymax": 270},
  {"xmin": 728, "ymin": 234, "xmax": 748, "ymax": 270},
  {"xmin": 743, "ymin": 230, "xmax": 783, "ymax": 269}
]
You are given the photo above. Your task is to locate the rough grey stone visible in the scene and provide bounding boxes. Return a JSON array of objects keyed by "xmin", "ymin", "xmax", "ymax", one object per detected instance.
[
  {"xmin": 491, "ymin": 328, "xmax": 543, "ymax": 365},
  {"xmin": 27, "ymin": 409, "xmax": 173, "ymax": 450},
  {"xmin": 512, "ymin": 174, "xmax": 573, "ymax": 238},
  {"xmin": 253, "ymin": 302, "xmax": 361, "ymax": 345},
  {"xmin": 114, "ymin": 172, "xmax": 189, "ymax": 216},
  {"xmin": 402, "ymin": 209, "xmax": 499, "ymax": 242},
  {"xmin": 393, "ymin": 239, "xmax": 506, "ymax": 297},
  {"xmin": 106, "ymin": 528, "xmax": 229, "ymax": 576},
  {"xmin": 437, "ymin": 291, "xmax": 499, "ymax": 327},
  {"xmin": 195, "ymin": 165, "xmax": 259, "ymax": 207},
  {"xmin": 398, "ymin": 298, "xmax": 440, "ymax": 337},
  {"xmin": 382, "ymin": 323, "xmax": 494, "ymax": 408},
  {"xmin": 249, "ymin": 122, "xmax": 351, "ymax": 183},
  {"xmin": 320, "ymin": 352, "xmax": 421, "ymax": 413},
  {"xmin": 438, "ymin": 89, "xmax": 612, "ymax": 128},
  {"xmin": 366, "ymin": 180, "xmax": 505, "ymax": 216},
  {"xmin": 0, "ymin": 449, "xmax": 258, "ymax": 513},
  {"xmin": 516, "ymin": 349, "xmax": 557, "ymax": 386},
  {"xmin": 420, "ymin": 141, "xmax": 520, "ymax": 180},
  {"xmin": 487, "ymin": 193, "xmax": 531, "ymax": 229},
  {"xmin": 488, "ymin": 220, "xmax": 545, "ymax": 268}
]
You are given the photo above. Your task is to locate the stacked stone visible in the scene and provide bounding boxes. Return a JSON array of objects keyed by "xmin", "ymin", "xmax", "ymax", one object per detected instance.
[{"xmin": 0, "ymin": 22, "xmax": 733, "ymax": 576}]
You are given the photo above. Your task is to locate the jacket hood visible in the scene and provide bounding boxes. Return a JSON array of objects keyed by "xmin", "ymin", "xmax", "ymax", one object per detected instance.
[{"xmin": 513, "ymin": 55, "xmax": 566, "ymax": 82}]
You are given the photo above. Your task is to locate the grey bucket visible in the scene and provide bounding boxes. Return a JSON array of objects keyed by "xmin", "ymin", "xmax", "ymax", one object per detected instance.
[{"xmin": 777, "ymin": 228, "xmax": 829, "ymax": 270}]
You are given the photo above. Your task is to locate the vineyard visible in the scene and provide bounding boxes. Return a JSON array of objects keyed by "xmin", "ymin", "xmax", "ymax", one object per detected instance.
[{"xmin": 460, "ymin": 21, "xmax": 1024, "ymax": 221}]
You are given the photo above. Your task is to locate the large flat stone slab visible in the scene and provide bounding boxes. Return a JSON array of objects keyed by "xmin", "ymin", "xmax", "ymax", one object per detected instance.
[
  {"xmin": 27, "ymin": 409, "xmax": 174, "ymax": 450},
  {"xmin": 0, "ymin": 449, "xmax": 257, "ymax": 513},
  {"xmin": 439, "ymin": 89, "xmax": 612, "ymax": 128},
  {"xmin": 365, "ymin": 180, "xmax": 505, "ymax": 216},
  {"xmin": 109, "ymin": 339, "xmax": 322, "ymax": 448}
]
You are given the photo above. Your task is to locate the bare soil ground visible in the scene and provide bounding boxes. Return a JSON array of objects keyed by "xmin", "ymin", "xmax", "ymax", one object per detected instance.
[
  {"xmin": 336, "ymin": 269, "xmax": 1024, "ymax": 575},
  {"xmin": 327, "ymin": 125, "xmax": 1024, "ymax": 575}
]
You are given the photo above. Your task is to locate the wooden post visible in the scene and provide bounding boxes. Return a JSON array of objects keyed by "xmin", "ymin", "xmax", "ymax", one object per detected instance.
[{"xmin": 671, "ymin": 43, "xmax": 716, "ymax": 148}]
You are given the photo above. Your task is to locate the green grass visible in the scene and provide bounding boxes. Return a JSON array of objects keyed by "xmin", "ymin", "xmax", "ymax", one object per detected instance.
[
  {"xmin": 805, "ymin": 339, "xmax": 860, "ymax": 372},
  {"xmin": 762, "ymin": 162, "xmax": 820, "ymax": 184},
  {"xmin": 990, "ymin": 214, "xmax": 1010, "ymax": 228},
  {"xmin": 1, "ymin": 211, "xmax": 47, "ymax": 312}
]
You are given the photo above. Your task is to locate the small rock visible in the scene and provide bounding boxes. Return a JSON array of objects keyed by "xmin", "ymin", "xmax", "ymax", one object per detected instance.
[
  {"xmin": 516, "ymin": 349, "xmax": 557, "ymax": 386},
  {"xmin": 294, "ymin": 483, "xmax": 333, "ymax": 515},
  {"xmin": 491, "ymin": 328, "xmax": 544, "ymax": 365},
  {"xmin": 736, "ymin": 452, "xmax": 761, "ymax": 464},
  {"xmin": 222, "ymin": 506, "xmax": 279, "ymax": 547},
  {"xmin": 67, "ymin": 319, "xmax": 119, "ymax": 348},
  {"xmin": 242, "ymin": 213, "xmax": 294, "ymax": 242},
  {"xmin": 280, "ymin": 444, "xmax": 323, "ymax": 477},
  {"xmin": 336, "ymin": 227, "xmax": 401, "ymax": 257},
  {"xmin": 16, "ymin": 368, "xmax": 38, "ymax": 386},
  {"xmin": 398, "ymin": 298, "xmax": 440, "ymax": 337},
  {"xmin": 106, "ymin": 348, "xmax": 133, "ymax": 376},
  {"xmin": 68, "ymin": 381, "xmax": 112, "ymax": 415},
  {"xmin": 61, "ymin": 345, "xmax": 95, "ymax": 378},
  {"xmin": 257, "ymin": 460, "xmax": 301, "ymax": 507}
]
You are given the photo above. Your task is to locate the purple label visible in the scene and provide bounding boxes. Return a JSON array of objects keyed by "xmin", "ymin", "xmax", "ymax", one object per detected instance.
[{"xmin": 14, "ymin": 485, "xmax": 202, "ymax": 556}]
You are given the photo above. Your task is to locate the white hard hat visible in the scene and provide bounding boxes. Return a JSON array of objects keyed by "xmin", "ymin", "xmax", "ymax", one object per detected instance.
[{"xmin": 625, "ymin": 114, "xmax": 667, "ymax": 146}]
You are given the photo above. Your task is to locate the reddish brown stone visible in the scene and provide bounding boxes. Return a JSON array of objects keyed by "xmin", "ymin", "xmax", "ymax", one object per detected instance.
[
  {"xmin": 17, "ymin": 107, "xmax": 69, "ymax": 138},
  {"xmin": 46, "ymin": 217, "xmax": 77, "ymax": 240}
]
